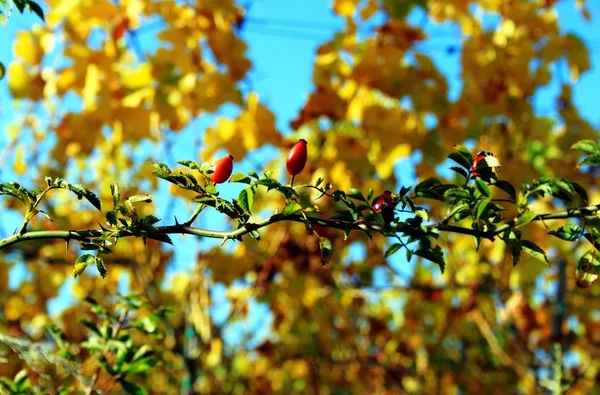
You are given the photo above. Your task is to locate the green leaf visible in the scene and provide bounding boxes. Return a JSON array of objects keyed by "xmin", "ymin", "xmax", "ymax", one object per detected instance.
[
  {"xmin": 415, "ymin": 246, "xmax": 445, "ymax": 273},
  {"xmin": 110, "ymin": 184, "xmax": 120, "ymax": 207},
  {"xmin": 475, "ymin": 198, "xmax": 491, "ymax": 220},
  {"xmin": 127, "ymin": 356, "xmax": 159, "ymax": 375},
  {"xmin": 319, "ymin": 237, "xmax": 333, "ymax": 265},
  {"xmin": 576, "ymin": 250, "xmax": 600, "ymax": 288},
  {"xmin": 238, "ymin": 188, "xmax": 254, "ymax": 213},
  {"xmin": 229, "ymin": 172, "xmax": 252, "ymax": 184},
  {"xmin": 501, "ymin": 230, "xmax": 521, "ymax": 266},
  {"xmin": 449, "ymin": 166, "xmax": 469, "ymax": 178},
  {"xmin": 79, "ymin": 319, "xmax": 102, "ymax": 337},
  {"xmin": 415, "ymin": 209, "xmax": 429, "ymax": 221},
  {"xmin": 68, "ymin": 184, "xmax": 101, "ymax": 211},
  {"xmin": 474, "ymin": 179, "xmax": 490, "ymax": 197},
  {"xmin": 128, "ymin": 194, "xmax": 152, "ymax": 204},
  {"xmin": 347, "ymin": 188, "xmax": 366, "ymax": 202},
  {"xmin": 96, "ymin": 256, "xmax": 107, "ymax": 278},
  {"xmin": 205, "ymin": 184, "xmax": 218, "ymax": 195},
  {"xmin": 491, "ymin": 180, "xmax": 516, "ymax": 200},
  {"xmin": 549, "ymin": 224, "xmax": 583, "ymax": 241},
  {"xmin": 73, "ymin": 254, "xmax": 96, "ymax": 278},
  {"xmin": 282, "ymin": 202, "xmax": 302, "ymax": 216},
  {"xmin": 443, "ymin": 187, "xmax": 472, "ymax": 204},
  {"xmin": 521, "ymin": 240, "xmax": 549, "ymax": 265},
  {"xmin": 516, "ymin": 212, "xmax": 537, "ymax": 227},
  {"xmin": 119, "ymin": 379, "xmax": 149, "ymax": 395},
  {"xmin": 26, "ymin": 0, "xmax": 44, "ymax": 21},
  {"xmin": 384, "ymin": 243, "xmax": 403, "ymax": 258},
  {"xmin": 415, "ymin": 177, "xmax": 441, "ymax": 193},
  {"xmin": 571, "ymin": 139, "xmax": 599, "ymax": 154},
  {"xmin": 448, "ymin": 149, "xmax": 472, "ymax": 170},
  {"xmin": 14, "ymin": 370, "xmax": 28, "ymax": 388},
  {"xmin": 571, "ymin": 181, "xmax": 589, "ymax": 203}
]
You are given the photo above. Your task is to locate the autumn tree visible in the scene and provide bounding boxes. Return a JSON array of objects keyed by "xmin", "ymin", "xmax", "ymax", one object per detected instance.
[{"xmin": 1, "ymin": 0, "xmax": 600, "ymax": 394}]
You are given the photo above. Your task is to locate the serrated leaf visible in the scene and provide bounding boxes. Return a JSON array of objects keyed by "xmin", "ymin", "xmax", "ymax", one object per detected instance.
[
  {"xmin": 474, "ymin": 179, "xmax": 490, "ymax": 197},
  {"xmin": 415, "ymin": 246, "xmax": 445, "ymax": 273},
  {"xmin": 27, "ymin": 0, "xmax": 44, "ymax": 21},
  {"xmin": 229, "ymin": 173, "xmax": 252, "ymax": 184},
  {"xmin": 347, "ymin": 188, "xmax": 366, "ymax": 202},
  {"xmin": 415, "ymin": 209, "xmax": 430, "ymax": 221},
  {"xmin": 571, "ymin": 139, "xmax": 599, "ymax": 154},
  {"xmin": 205, "ymin": 184, "xmax": 218, "ymax": 195},
  {"xmin": 384, "ymin": 243, "xmax": 402, "ymax": 258},
  {"xmin": 443, "ymin": 187, "xmax": 472, "ymax": 203},
  {"xmin": 475, "ymin": 198, "xmax": 490, "ymax": 220},
  {"xmin": 96, "ymin": 256, "xmax": 107, "ymax": 278},
  {"xmin": 492, "ymin": 180, "xmax": 516, "ymax": 200},
  {"xmin": 448, "ymin": 150, "xmax": 472, "ymax": 169},
  {"xmin": 238, "ymin": 188, "xmax": 254, "ymax": 213},
  {"xmin": 73, "ymin": 254, "xmax": 96, "ymax": 278},
  {"xmin": 549, "ymin": 224, "xmax": 582, "ymax": 241},
  {"xmin": 576, "ymin": 250, "xmax": 600, "ymax": 288},
  {"xmin": 319, "ymin": 237, "xmax": 333, "ymax": 265},
  {"xmin": 521, "ymin": 240, "xmax": 549, "ymax": 265},
  {"xmin": 282, "ymin": 202, "xmax": 302, "ymax": 216},
  {"xmin": 450, "ymin": 166, "xmax": 469, "ymax": 178},
  {"xmin": 68, "ymin": 184, "xmax": 101, "ymax": 211},
  {"xmin": 516, "ymin": 212, "xmax": 537, "ymax": 227}
]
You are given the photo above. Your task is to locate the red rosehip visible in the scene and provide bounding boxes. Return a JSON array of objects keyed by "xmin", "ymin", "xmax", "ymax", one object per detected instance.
[
  {"xmin": 286, "ymin": 139, "xmax": 308, "ymax": 185},
  {"xmin": 211, "ymin": 154, "xmax": 234, "ymax": 184},
  {"xmin": 372, "ymin": 190, "xmax": 395, "ymax": 224},
  {"xmin": 471, "ymin": 151, "xmax": 501, "ymax": 178}
]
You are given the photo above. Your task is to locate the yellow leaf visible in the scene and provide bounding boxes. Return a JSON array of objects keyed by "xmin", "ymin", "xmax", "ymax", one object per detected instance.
[
  {"xmin": 205, "ymin": 339, "xmax": 223, "ymax": 367},
  {"xmin": 13, "ymin": 147, "xmax": 27, "ymax": 175},
  {"xmin": 121, "ymin": 63, "xmax": 153, "ymax": 91},
  {"xmin": 14, "ymin": 31, "xmax": 42, "ymax": 65},
  {"xmin": 8, "ymin": 63, "xmax": 33, "ymax": 98},
  {"xmin": 83, "ymin": 64, "xmax": 100, "ymax": 110},
  {"xmin": 333, "ymin": 0, "xmax": 358, "ymax": 17}
]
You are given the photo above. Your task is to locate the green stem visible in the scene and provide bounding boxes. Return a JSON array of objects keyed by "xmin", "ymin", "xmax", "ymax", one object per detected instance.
[
  {"xmin": 183, "ymin": 204, "xmax": 205, "ymax": 226},
  {"xmin": 16, "ymin": 186, "xmax": 58, "ymax": 235}
]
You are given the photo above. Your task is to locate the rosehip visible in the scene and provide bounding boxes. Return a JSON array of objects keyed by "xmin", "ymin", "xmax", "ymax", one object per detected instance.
[
  {"xmin": 471, "ymin": 151, "xmax": 501, "ymax": 178},
  {"xmin": 372, "ymin": 190, "xmax": 395, "ymax": 224},
  {"xmin": 286, "ymin": 139, "xmax": 308, "ymax": 185},
  {"xmin": 211, "ymin": 154, "xmax": 234, "ymax": 184}
]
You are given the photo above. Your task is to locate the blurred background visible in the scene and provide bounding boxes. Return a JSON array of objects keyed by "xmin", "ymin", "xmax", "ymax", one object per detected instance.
[{"xmin": 1, "ymin": 0, "xmax": 600, "ymax": 393}]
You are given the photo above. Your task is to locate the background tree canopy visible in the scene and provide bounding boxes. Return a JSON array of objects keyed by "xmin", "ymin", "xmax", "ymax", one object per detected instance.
[{"xmin": 1, "ymin": 0, "xmax": 600, "ymax": 393}]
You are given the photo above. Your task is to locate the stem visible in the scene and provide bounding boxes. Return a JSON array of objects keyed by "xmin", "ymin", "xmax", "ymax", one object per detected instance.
[
  {"xmin": 2, "ymin": 203, "xmax": 600, "ymax": 252},
  {"xmin": 290, "ymin": 174, "xmax": 296, "ymax": 187},
  {"xmin": 184, "ymin": 204, "xmax": 205, "ymax": 226},
  {"xmin": 552, "ymin": 343, "xmax": 563, "ymax": 395},
  {"xmin": 551, "ymin": 259, "xmax": 567, "ymax": 395},
  {"xmin": 16, "ymin": 185, "xmax": 58, "ymax": 235}
]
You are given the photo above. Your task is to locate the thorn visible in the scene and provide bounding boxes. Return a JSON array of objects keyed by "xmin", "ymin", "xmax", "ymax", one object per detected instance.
[{"xmin": 174, "ymin": 216, "xmax": 180, "ymax": 226}]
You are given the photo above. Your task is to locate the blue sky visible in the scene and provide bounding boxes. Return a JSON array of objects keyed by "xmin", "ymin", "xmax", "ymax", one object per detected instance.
[{"xmin": 1, "ymin": 0, "xmax": 600, "ymax": 341}]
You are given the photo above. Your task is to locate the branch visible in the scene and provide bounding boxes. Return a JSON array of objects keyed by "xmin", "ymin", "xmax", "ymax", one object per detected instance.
[{"xmin": 2, "ymin": 203, "xmax": 600, "ymax": 252}]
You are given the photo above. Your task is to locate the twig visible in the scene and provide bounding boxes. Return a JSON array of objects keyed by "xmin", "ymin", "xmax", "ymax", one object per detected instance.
[{"xmin": 2, "ymin": 203, "xmax": 600, "ymax": 252}]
